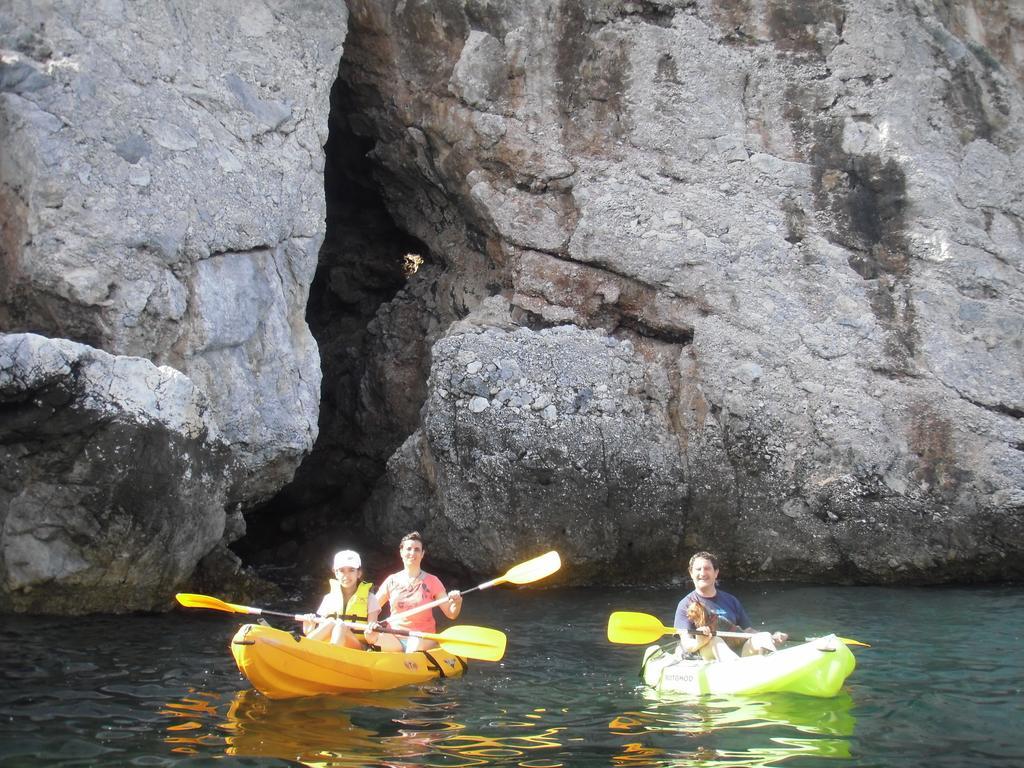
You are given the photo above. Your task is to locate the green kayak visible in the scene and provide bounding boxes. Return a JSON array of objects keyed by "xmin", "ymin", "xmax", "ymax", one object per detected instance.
[{"xmin": 641, "ymin": 634, "xmax": 856, "ymax": 698}]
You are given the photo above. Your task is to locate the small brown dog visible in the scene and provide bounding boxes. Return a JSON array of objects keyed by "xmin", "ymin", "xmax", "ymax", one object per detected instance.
[
  {"xmin": 686, "ymin": 600, "xmax": 717, "ymax": 632},
  {"xmin": 686, "ymin": 601, "xmax": 742, "ymax": 633},
  {"xmin": 684, "ymin": 600, "xmax": 744, "ymax": 661}
]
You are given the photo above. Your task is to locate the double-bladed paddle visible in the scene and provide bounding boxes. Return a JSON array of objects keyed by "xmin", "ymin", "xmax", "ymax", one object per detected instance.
[
  {"xmin": 347, "ymin": 621, "xmax": 506, "ymax": 661},
  {"xmin": 175, "ymin": 593, "xmax": 507, "ymax": 661},
  {"xmin": 384, "ymin": 550, "xmax": 562, "ymax": 624},
  {"xmin": 606, "ymin": 610, "xmax": 870, "ymax": 647}
]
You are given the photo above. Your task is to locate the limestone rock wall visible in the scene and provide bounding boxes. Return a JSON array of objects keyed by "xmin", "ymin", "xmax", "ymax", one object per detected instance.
[
  {"xmin": 368, "ymin": 325, "xmax": 692, "ymax": 582},
  {"xmin": 0, "ymin": 1, "xmax": 347, "ymax": 610},
  {"xmin": 0, "ymin": 1, "xmax": 346, "ymax": 500},
  {"xmin": 348, "ymin": 0, "xmax": 1024, "ymax": 583}
]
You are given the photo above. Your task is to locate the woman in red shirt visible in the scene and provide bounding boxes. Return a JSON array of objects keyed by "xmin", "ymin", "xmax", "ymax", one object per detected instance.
[{"xmin": 365, "ymin": 531, "xmax": 462, "ymax": 652}]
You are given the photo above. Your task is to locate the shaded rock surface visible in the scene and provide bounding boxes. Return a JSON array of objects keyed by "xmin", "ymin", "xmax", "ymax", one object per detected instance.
[
  {"xmin": 344, "ymin": 0, "xmax": 1024, "ymax": 583},
  {"xmin": 0, "ymin": 333, "xmax": 232, "ymax": 613}
]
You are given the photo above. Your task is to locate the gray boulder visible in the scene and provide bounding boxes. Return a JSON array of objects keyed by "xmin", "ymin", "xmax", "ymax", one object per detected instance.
[
  {"xmin": 367, "ymin": 325, "xmax": 689, "ymax": 581},
  {"xmin": 0, "ymin": 333, "xmax": 232, "ymax": 613}
]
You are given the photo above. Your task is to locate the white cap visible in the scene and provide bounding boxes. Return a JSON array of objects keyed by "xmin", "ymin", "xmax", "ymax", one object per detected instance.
[{"xmin": 332, "ymin": 550, "xmax": 361, "ymax": 570}]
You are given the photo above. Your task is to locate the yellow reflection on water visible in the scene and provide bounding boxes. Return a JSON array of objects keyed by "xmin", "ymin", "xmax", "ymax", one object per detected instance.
[
  {"xmin": 431, "ymin": 727, "xmax": 566, "ymax": 761},
  {"xmin": 161, "ymin": 689, "xmax": 569, "ymax": 767},
  {"xmin": 608, "ymin": 691, "xmax": 856, "ymax": 766},
  {"xmin": 161, "ymin": 687, "xmax": 855, "ymax": 767},
  {"xmin": 160, "ymin": 691, "xmax": 229, "ymax": 755}
]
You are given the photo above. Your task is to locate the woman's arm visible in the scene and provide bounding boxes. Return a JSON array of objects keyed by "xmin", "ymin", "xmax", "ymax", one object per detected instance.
[
  {"xmin": 374, "ymin": 576, "xmax": 392, "ymax": 615},
  {"xmin": 303, "ymin": 594, "xmax": 331, "ymax": 636},
  {"xmin": 427, "ymin": 575, "xmax": 462, "ymax": 620},
  {"xmin": 366, "ymin": 592, "xmax": 381, "ymax": 625},
  {"xmin": 439, "ymin": 589, "xmax": 462, "ymax": 620}
]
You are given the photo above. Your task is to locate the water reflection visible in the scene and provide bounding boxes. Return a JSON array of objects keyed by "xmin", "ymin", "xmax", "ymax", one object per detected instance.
[
  {"xmin": 609, "ymin": 691, "xmax": 855, "ymax": 766},
  {"xmin": 162, "ymin": 688, "xmax": 570, "ymax": 767},
  {"xmin": 636, "ymin": 688, "xmax": 856, "ymax": 735},
  {"xmin": 161, "ymin": 684, "xmax": 855, "ymax": 767}
]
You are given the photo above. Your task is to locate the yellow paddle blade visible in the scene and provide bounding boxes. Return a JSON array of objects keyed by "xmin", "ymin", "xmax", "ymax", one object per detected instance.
[
  {"xmin": 175, "ymin": 593, "xmax": 256, "ymax": 615},
  {"xmin": 837, "ymin": 636, "xmax": 871, "ymax": 648},
  {"xmin": 607, "ymin": 611, "xmax": 677, "ymax": 645},
  {"xmin": 436, "ymin": 625, "xmax": 507, "ymax": 662},
  {"xmin": 501, "ymin": 551, "xmax": 561, "ymax": 585}
]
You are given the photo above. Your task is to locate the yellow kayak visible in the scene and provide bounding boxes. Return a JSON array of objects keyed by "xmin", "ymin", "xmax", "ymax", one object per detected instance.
[
  {"xmin": 230, "ymin": 623, "xmax": 468, "ymax": 699},
  {"xmin": 641, "ymin": 634, "xmax": 856, "ymax": 698}
]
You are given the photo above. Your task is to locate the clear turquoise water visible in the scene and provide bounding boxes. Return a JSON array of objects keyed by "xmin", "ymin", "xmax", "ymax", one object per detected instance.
[{"xmin": 1, "ymin": 584, "xmax": 1021, "ymax": 766}]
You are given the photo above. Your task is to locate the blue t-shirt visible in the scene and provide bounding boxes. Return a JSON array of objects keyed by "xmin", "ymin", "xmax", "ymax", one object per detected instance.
[{"xmin": 673, "ymin": 589, "xmax": 751, "ymax": 632}]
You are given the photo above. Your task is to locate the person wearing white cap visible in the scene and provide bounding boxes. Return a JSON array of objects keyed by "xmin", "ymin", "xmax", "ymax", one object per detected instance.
[{"xmin": 302, "ymin": 549, "xmax": 380, "ymax": 648}]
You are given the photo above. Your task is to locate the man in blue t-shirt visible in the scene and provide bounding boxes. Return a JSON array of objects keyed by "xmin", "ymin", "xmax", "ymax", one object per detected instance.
[{"xmin": 673, "ymin": 551, "xmax": 787, "ymax": 660}]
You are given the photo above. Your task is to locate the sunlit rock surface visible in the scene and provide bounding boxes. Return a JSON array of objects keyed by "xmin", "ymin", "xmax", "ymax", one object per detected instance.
[
  {"xmin": 0, "ymin": 0, "xmax": 345, "ymax": 501},
  {"xmin": 347, "ymin": 0, "xmax": 1024, "ymax": 583}
]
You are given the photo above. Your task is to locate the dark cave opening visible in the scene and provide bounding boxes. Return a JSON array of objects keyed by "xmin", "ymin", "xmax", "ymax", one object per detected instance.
[{"xmin": 232, "ymin": 71, "xmax": 430, "ymax": 570}]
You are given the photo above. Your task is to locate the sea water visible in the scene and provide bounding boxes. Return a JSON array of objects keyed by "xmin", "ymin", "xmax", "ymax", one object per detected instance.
[{"xmin": 1, "ymin": 584, "xmax": 1021, "ymax": 767}]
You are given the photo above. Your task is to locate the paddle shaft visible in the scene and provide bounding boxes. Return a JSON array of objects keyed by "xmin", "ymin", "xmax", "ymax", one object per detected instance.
[
  {"xmin": 699, "ymin": 629, "xmax": 763, "ymax": 640},
  {"xmin": 344, "ymin": 620, "xmax": 453, "ymax": 645},
  {"xmin": 655, "ymin": 625, "xmax": 813, "ymax": 644},
  {"xmin": 298, "ymin": 611, "xmax": 458, "ymax": 645},
  {"xmin": 177, "ymin": 593, "xmax": 472, "ymax": 643},
  {"xmin": 177, "ymin": 594, "xmax": 440, "ymax": 640},
  {"xmin": 385, "ymin": 551, "xmax": 560, "ymax": 624},
  {"xmin": 655, "ymin": 627, "xmax": 783, "ymax": 645},
  {"xmin": 309, "ymin": 617, "xmax": 506, "ymax": 660},
  {"xmin": 686, "ymin": 628, "xmax": 863, "ymax": 646},
  {"xmin": 218, "ymin": 605, "xmax": 414, "ymax": 638},
  {"xmin": 606, "ymin": 611, "xmax": 869, "ymax": 648},
  {"xmin": 233, "ymin": 605, "xmax": 307, "ymax": 622},
  {"xmin": 385, "ymin": 582, "xmax": 490, "ymax": 625},
  {"xmin": 303, "ymin": 617, "xmax": 504, "ymax": 661}
]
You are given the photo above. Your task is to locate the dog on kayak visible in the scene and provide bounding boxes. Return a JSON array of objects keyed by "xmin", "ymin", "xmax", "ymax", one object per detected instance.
[
  {"xmin": 683, "ymin": 600, "xmax": 738, "ymax": 661},
  {"xmin": 685, "ymin": 600, "xmax": 779, "ymax": 659}
]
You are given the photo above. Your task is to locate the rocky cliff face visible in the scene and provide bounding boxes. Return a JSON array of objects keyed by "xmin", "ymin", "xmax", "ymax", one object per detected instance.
[
  {"xmin": 2, "ymin": 0, "xmax": 1021, "ymax": 611},
  {"xmin": 338, "ymin": 0, "xmax": 1023, "ymax": 583},
  {"xmin": 0, "ymin": 1, "xmax": 346, "ymax": 611}
]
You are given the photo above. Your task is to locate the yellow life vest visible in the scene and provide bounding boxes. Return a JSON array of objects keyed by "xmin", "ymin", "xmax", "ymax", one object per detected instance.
[{"xmin": 326, "ymin": 580, "xmax": 374, "ymax": 627}]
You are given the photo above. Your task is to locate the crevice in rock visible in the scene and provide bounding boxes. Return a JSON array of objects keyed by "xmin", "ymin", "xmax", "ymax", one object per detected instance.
[
  {"xmin": 616, "ymin": 316, "xmax": 694, "ymax": 346},
  {"xmin": 616, "ymin": 1, "xmax": 681, "ymax": 27},
  {"xmin": 232, "ymin": 71, "xmax": 432, "ymax": 569},
  {"xmin": 960, "ymin": 395, "xmax": 1024, "ymax": 421}
]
